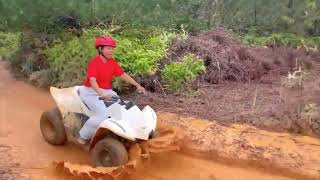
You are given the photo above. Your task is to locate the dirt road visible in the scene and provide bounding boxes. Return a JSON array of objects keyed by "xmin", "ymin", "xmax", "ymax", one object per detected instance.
[{"xmin": 0, "ymin": 61, "xmax": 303, "ymax": 180}]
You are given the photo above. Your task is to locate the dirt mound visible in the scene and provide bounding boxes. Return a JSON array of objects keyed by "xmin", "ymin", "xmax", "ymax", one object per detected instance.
[
  {"xmin": 166, "ymin": 28, "xmax": 319, "ymax": 84},
  {"xmin": 52, "ymin": 124, "xmax": 184, "ymax": 180}
]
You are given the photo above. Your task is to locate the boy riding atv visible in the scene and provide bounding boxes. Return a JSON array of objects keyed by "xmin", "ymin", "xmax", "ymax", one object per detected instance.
[
  {"xmin": 77, "ymin": 36, "xmax": 146, "ymax": 144},
  {"xmin": 40, "ymin": 36, "xmax": 157, "ymax": 167}
]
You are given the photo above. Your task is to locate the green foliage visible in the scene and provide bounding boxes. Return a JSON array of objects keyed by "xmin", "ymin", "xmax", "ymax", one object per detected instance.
[
  {"xmin": 113, "ymin": 33, "xmax": 168, "ymax": 76},
  {"xmin": 1, "ymin": 0, "xmax": 319, "ymax": 36},
  {"xmin": 221, "ymin": 0, "xmax": 320, "ymax": 36},
  {"xmin": 162, "ymin": 53, "xmax": 205, "ymax": 93},
  {"xmin": 0, "ymin": 32, "xmax": 20, "ymax": 59},
  {"xmin": 242, "ymin": 33, "xmax": 320, "ymax": 48},
  {"xmin": 0, "ymin": 0, "xmax": 209, "ymax": 33}
]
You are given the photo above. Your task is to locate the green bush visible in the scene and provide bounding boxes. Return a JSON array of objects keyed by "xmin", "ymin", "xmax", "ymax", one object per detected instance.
[
  {"xmin": 113, "ymin": 34, "xmax": 168, "ymax": 76},
  {"xmin": 0, "ymin": 32, "xmax": 20, "ymax": 59},
  {"xmin": 162, "ymin": 53, "xmax": 205, "ymax": 93}
]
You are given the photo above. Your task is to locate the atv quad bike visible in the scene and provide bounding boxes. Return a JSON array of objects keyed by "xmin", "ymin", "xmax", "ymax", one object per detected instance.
[{"xmin": 40, "ymin": 86, "xmax": 157, "ymax": 167}]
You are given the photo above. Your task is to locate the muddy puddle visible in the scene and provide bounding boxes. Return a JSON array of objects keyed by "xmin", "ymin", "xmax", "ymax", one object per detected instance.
[{"xmin": 1, "ymin": 61, "xmax": 319, "ymax": 180}]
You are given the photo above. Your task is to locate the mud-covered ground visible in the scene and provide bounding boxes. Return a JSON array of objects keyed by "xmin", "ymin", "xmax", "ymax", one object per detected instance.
[
  {"xmin": 2, "ymin": 60, "xmax": 320, "ymax": 180},
  {"xmin": 3, "ymin": 60, "xmax": 320, "ymax": 180}
]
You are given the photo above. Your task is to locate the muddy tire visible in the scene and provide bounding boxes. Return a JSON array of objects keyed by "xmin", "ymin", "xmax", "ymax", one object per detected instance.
[
  {"xmin": 91, "ymin": 138, "xmax": 128, "ymax": 167},
  {"xmin": 40, "ymin": 107, "xmax": 67, "ymax": 145}
]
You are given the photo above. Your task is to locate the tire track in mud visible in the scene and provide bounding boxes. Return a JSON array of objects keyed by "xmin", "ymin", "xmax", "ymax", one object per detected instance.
[{"xmin": 0, "ymin": 61, "xmax": 314, "ymax": 180}]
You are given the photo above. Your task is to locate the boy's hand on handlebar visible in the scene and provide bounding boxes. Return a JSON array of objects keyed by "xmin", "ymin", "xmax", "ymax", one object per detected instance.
[{"xmin": 136, "ymin": 85, "xmax": 146, "ymax": 94}]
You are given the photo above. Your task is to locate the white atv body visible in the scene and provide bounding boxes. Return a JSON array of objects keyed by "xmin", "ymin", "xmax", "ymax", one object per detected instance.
[{"xmin": 40, "ymin": 86, "xmax": 157, "ymax": 167}]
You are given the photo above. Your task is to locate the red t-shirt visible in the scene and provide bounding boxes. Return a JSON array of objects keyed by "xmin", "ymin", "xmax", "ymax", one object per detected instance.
[{"xmin": 84, "ymin": 55, "xmax": 124, "ymax": 89}]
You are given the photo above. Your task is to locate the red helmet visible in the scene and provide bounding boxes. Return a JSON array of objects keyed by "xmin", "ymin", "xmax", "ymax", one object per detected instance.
[{"xmin": 95, "ymin": 36, "xmax": 116, "ymax": 48}]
